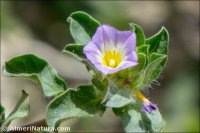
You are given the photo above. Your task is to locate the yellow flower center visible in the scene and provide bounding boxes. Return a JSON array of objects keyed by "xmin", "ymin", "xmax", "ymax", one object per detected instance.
[{"xmin": 102, "ymin": 50, "xmax": 122, "ymax": 68}]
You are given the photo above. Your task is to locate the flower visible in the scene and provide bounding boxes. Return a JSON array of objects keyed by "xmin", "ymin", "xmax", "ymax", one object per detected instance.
[
  {"xmin": 83, "ymin": 24, "xmax": 138, "ymax": 75},
  {"xmin": 141, "ymin": 99, "xmax": 158, "ymax": 113},
  {"xmin": 135, "ymin": 91, "xmax": 158, "ymax": 113}
]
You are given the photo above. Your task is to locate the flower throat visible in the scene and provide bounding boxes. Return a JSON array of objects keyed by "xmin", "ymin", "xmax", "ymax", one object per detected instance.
[{"xmin": 102, "ymin": 50, "xmax": 122, "ymax": 68}]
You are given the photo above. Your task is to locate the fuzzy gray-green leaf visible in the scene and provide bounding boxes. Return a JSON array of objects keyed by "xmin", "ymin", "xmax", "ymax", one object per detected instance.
[
  {"xmin": 113, "ymin": 107, "xmax": 146, "ymax": 132},
  {"xmin": 46, "ymin": 85, "xmax": 105, "ymax": 128},
  {"xmin": 130, "ymin": 23, "xmax": 145, "ymax": 47},
  {"xmin": 146, "ymin": 27, "xmax": 169, "ymax": 55},
  {"xmin": 2, "ymin": 54, "xmax": 67, "ymax": 97},
  {"xmin": 113, "ymin": 105, "xmax": 165, "ymax": 132},
  {"xmin": 63, "ymin": 43, "xmax": 85, "ymax": 61},
  {"xmin": 141, "ymin": 109, "xmax": 166, "ymax": 132},
  {"xmin": 144, "ymin": 53, "xmax": 167, "ymax": 84},
  {"xmin": 67, "ymin": 11, "xmax": 100, "ymax": 45},
  {"xmin": 102, "ymin": 82, "xmax": 135, "ymax": 108}
]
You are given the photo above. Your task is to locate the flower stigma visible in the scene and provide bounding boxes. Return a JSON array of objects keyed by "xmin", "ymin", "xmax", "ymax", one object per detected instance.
[{"xmin": 102, "ymin": 50, "xmax": 122, "ymax": 68}]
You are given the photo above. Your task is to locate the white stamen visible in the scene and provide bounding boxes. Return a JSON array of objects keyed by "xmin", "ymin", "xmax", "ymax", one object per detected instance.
[{"xmin": 109, "ymin": 59, "xmax": 116, "ymax": 67}]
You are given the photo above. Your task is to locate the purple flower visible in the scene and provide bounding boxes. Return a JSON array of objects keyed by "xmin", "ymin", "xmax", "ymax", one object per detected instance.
[
  {"xmin": 141, "ymin": 101, "xmax": 158, "ymax": 113},
  {"xmin": 135, "ymin": 91, "xmax": 158, "ymax": 113},
  {"xmin": 83, "ymin": 24, "xmax": 138, "ymax": 75}
]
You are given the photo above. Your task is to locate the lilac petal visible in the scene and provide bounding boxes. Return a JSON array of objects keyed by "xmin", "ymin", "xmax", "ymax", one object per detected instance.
[
  {"xmin": 83, "ymin": 41, "xmax": 101, "ymax": 54},
  {"xmin": 84, "ymin": 52, "xmax": 101, "ymax": 65},
  {"xmin": 101, "ymin": 24, "xmax": 117, "ymax": 44},
  {"xmin": 94, "ymin": 61, "xmax": 138, "ymax": 75},
  {"xmin": 124, "ymin": 51, "xmax": 138, "ymax": 62},
  {"xmin": 92, "ymin": 24, "xmax": 117, "ymax": 52},
  {"xmin": 141, "ymin": 103, "xmax": 158, "ymax": 113},
  {"xmin": 123, "ymin": 32, "xmax": 136, "ymax": 53},
  {"xmin": 83, "ymin": 42, "xmax": 103, "ymax": 65},
  {"xmin": 94, "ymin": 64, "xmax": 113, "ymax": 75},
  {"xmin": 116, "ymin": 31, "xmax": 136, "ymax": 57},
  {"xmin": 116, "ymin": 31, "xmax": 136, "ymax": 54},
  {"xmin": 108, "ymin": 61, "xmax": 138, "ymax": 74},
  {"xmin": 91, "ymin": 27, "xmax": 105, "ymax": 51},
  {"xmin": 116, "ymin": 31, "xmax": 133, "ymax": 44}
]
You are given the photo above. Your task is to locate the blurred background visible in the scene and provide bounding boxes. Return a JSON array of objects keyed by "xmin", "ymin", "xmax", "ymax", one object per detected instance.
[{"xmin": 1, "ymin": 1, "xmax": 199, "ymax": 132}]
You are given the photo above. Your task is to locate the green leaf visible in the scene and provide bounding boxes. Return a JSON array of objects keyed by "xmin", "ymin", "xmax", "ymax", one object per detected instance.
[
  {"xmin": 137, "ymin": 45, "xmax": 149, "ymax": 57},
  {"xmin": 102, "ymin": 82, "xmax": 135, "ymax": 108},
  {"xmin": 144, "ymin": 53, "xmax": 167, "ymax": 84},
  {"xmin": 118, "ymin": 53, "xmax": 146, "ymax": 90},
  {"xmin": 63, "ymin": 43, "xmax": 85, "ymax": 60},
  {"xmin": 142, "ymin": 27, "xmax": 169, "ymax": 85},
  {"xmin": 146, "ymin": 26, "xmax": 169, "ymax": 55},
  {"xmin": 1, "ymin": 90, "xmax": 29, "ymax": 129},
  {"xmin": 0, "ymin": 105, "xmax": 5, "ymax": 126},
  {"xmin": 85, "ymin": 62, "xmax": 98, "ymax": 77},
  {"xmin": 113, "ymin": 105, "xmax": 165, "ymax": 132},
  {"xmin": 137, "ymin": 52, "xmax": 147, "ymax": 70},
  {"xmin": 113, "ymin": 106, "xmax": 146, "ymax": 132},
  {"xmin": 141, "ymin": 109, "xmax": 166, "ymax": 132},
  {"xmin": 92, "ymin": 78, "xmax": 108, "ymax": 91},
  {"xmin": 130, "ymin": 23, "xmax": 145, "ymax": 47},
  {"xmin": 67, "ymin": 11, "xmax": 100, "ymax": 45},
  {"xmin": 130, "ymin": 70, "xmax": 146, "ymax": 89},
  {"xmin": 46, "ymin": 85, "xmax": 105, "ymax": 128},
  {"xmin": 2, "ymin": 54, "xmax": 67, "ymax": 97}
]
